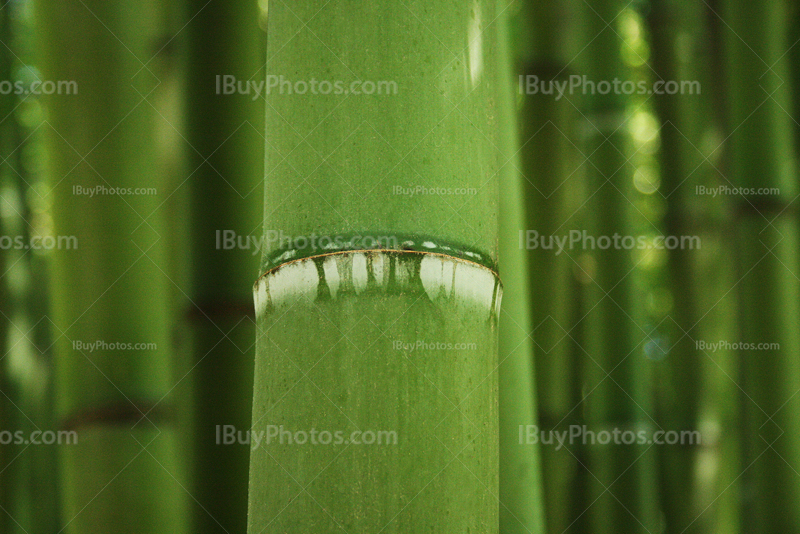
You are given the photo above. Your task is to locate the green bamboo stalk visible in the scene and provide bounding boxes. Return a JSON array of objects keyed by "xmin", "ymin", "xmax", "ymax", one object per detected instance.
[
  {"xmin": 649, "ymin": 1, "xmax": 746, "ymax": 531},
  {"xmin": 0, "ymin": 6, "xmax": 42, "ymax": 532},
  {"xmin": 721, "ymin": 0, "xmax": 800, "ymax": 531},
  {"xmin": 0, "ymin": 6, "xmax": 10, "ymax": 530},
  {"xmin": 249, "ymin": 1, "xmax": 502, "ymax": 532},
  {"xmin": 692, "ymin": 3, "xmax": 742, "ymax": 530},
  {"xmin": 4, "ymin": 5, "xmax": 63, "ymax": 530},
  {"xmin": 511, "ymin": 1, "xmax": 588, "ymax": 531},
  {"xmin": 693, "ymin": 230, "xmax": 741, "ymax": 534},
  {"xmin": 36, "ymin": 1, "xmax": 188, "ymax": 532},
  {"xmin": 184, "ymin": 0, "xmax": 263, "ymax": 531},
  {"xmin": 0, "ymin": 9, "xmax": 13, "ymax": 534},
  {"xmin": 497, "ymin": 3, "xmax": 545, "ymax": 533},
  {"xmin": 646, "ymin": 1, "xmax": 705, "ymax": 532},
  {"xmin": 156, "ymin": 3, "xmax": 193, "ymax": 527},
  {"xmin": 577, "ymin": 2, "xmax": 658, "ymax": 532},
  {"xmin": 4, "ymin": 94, "xmax": 61, "ymax": 534}
]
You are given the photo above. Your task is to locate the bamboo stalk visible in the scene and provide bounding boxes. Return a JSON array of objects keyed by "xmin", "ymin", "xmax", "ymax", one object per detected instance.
[
  {"xmin": 183, "ymin": 1, "xmax": 263, "ymax": 532},
  {"xmin": 0, "ymin": 9, "xmax": 13, "ymax": 534},
  {"xmin": 496, "ymin": 3, "xmax": 545, "ymax": 533},
  {"xmin": 0, "ymin": 6, "xmax": 10, "ymax": 530},
  {"xmin": 510, "ymin": 0, "xmax": 588, "ymax": 531},
  {"xmin": 2, "ymin": 4, "xmax": 63, "ymax": 531},
  {"xmin": 3, "ymin": 82, "xmax": 62, "ymax": 534},
  {"xmin": 35, "ymin": 1, "xmax": 188, "ymax": 531},
  {"xmin": 693, "ymin": 229, "xmax": 741, "ymax": 534},
  {"xmin": 721, "ymin": 0, "xmax": 800, "ymax": 531},
  {"xmin": 576, "ymin": 2, "xmax": 659, "ymax": 532},
  {"xmin": 249, "ymin": 2, "xmax": 502, "ymax": 532},
  {"xmin": 646, "ymin": 1, "xmax": 705, "ymax": 532},
  {"xmin": 692, "ymin": 2, "xmax": 742, "ymax": 530},
  {"xmin": 649, "ymin": 1, "xmax": 748, "ymax": 531}
]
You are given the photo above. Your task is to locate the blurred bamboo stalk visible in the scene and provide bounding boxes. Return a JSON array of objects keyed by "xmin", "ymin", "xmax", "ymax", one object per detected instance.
[
  {"xmin": 577, "ymin": 1, "xmax": 658, "ymax": 532},
  {"xmin": 183, "ymin": 1, "xmax": 263, "ymax": 532},
  {"xmin": 36, "ymin": 1, "xmax": 188, "ymax": 531},
  {"xmin": 511, "ymin": 0, "xmax": 588, "ymax": 531},
  {"xmin": 721, "ymin": 0, "xmax": 800, "ymax": 532},
  {"xmin": 496, "ymin": 3, "xmax": 545, "ymax": 533},
  {"xmin": 646, "ymin": 1, "xmax": 705, "ymax": 532},
  {"xmin": 182, "ymin": 0, "xmax": 264, "ymax": 533},
  {"xmin": 687, "ymin": 3, "xmax": 743, "ymax": 530},
  {"xmin": 4, "ymin": 4, "xmax": 63, "ymax": 531},
  {"xmin": 0, "ymin": 6, "xmax": 10, "ymax": 531}
]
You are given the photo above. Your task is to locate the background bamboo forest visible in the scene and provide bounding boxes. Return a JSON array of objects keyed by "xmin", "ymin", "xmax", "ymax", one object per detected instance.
[{"xmin": 0, "ymin": 0, "xmax": 797, "ymax": 532}]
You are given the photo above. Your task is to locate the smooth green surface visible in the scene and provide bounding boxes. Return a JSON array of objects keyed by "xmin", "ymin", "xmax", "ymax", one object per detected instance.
[
  {"xmin": 251, "ymin": 1, "xmax": 502, "ymax": 532},
  {"xmin": 251, "ymin": 252, "xmax": 500, "ymax": 532},
  {"xmin": 184, "ymin": 0, "xmax": 263, "ymax": 531},
  {"xmin": 60, "ymin": 428, "xmax": 184, "ymax": 532},
  {"xmin": 36, "ymin": 1, "xmax": 187, "ymax": 531},
  {"xmin": 693, "ymin": 232, "xmax": 741, "ymax": 534},
  {"xmin": 260, "ymin": 0, "xmax": 500, "ymax": 270},
  {"xmin": 39, "ymin": 0, "xmax": 172, "ymax": 419},
  {"xmin": 497, "ymin": 2, "xmax": 545, "ymax": 533}
]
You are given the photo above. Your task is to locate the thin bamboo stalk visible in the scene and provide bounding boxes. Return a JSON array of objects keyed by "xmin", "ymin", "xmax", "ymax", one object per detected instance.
[
  {"xmin": 4, "ymin": 83, "xmax": 61, "ymax": 534},
  {"xmin": 497, "ymin": 3, "xmax": 545, "ymax": 533},
  {"xmin": 511, "ymin": 1, "xmax": 588, "ymax": 531},
  {"xmin": 646, "ymin": 1, "xmax": 705, "ymax": 532},
  {"xmin": 650, "ymin": 0, "xmax": 748, "ymax": 531},
  {"xmin": 693, "ymin": 229, "xmax": 741, "ymax": 534},
  {"xmin": 577, "ymin": 2, "xmax": 659, "ymax": 532},
  {"xmin": 722, "ymin": 0, "xmax": 800, "ymax": 531},
  {"xmin": 693, "ymin": 2, "xmax": 742, "ymax": 530},
  {"xmin": 249, "ymin": 2, "xmax": 502, "ymax": 532},
  {"xmin": 183, "ymin": 1, "xmax": 263, "ymax": 532},
  {"xmin": 36, "ymin": 1, "xmax": 188, "ymax": 531},
  {"xmin": 3, "ymin": 5, "xmax": 62, "ymax": 530},
  {"xmin": 0, "ymin": 6, "xmax": 10, "ymax": 531}
]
